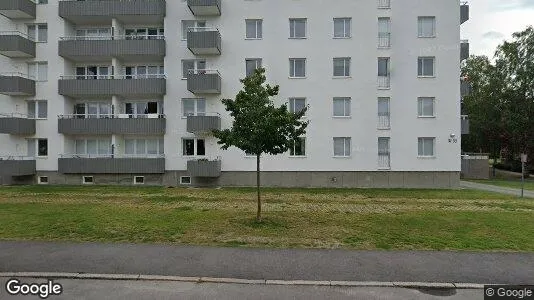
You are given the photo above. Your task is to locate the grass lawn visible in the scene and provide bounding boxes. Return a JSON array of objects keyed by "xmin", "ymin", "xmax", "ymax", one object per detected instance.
[
  {"xmin": 0, "ymin": 186, "xmax": 533, "ymax": 251},
  {"xmin": 468, "ymin": 179, "xmax": 534, "ymax": 191}
]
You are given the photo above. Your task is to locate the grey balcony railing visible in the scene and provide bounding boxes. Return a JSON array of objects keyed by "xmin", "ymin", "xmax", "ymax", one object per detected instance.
[
  {"xmin": 378, "ymin": 152, "xmax": 391, "ymax": 170},
  {"xmin": 187, "ymin": 70, "xmax": 221, "ymax": 94},
  {"xmin": 377, "ymin": 33, "xmax": 391, "ymax": 48},
  {"xmin": 377, "ymin": 75, "xmax": 390, "ymax": 89},
  {"xmin": 0, "ymin": 73, "xmax": 36, "ymax": 96},
  {"xmin": 461, "ymin": 1, "xmax": 469, "ymax": 24},
  {"xmin": 377, "ymin": 0, "xmax": 390, "ymax": 9},
  {"xmin": 461, "ymin": 80, "xmax": 472, "ymax": 97},
  {"xmin": 187, "ymin": 158, "xmax": 221, "ymax": 177},
  {"xmin": 187, "ymin": 0, "xmax": 221, "ymax": 16},
  {"xmin": 59, "ymin": 0, "xmax": 166, "ymax": 24},
  {"xmin": 58, "ymin": 114, "xmax": 166, "ymax": 135},
  {"xmin": 186, "ymin": 113, "xmax": 221, "ymax": 133},
  {"xmin": 59, "ymin": 35, "xmax": 166, "ymax": 61},
  {"xmin": 58, "ymin": 75, "xmax": 166, "ymax": 97},
  {"xmin": 187, "ymin": 27, "xmax": 221, "ymax": 55},
  {"xmin": 461, "ymin": 115, "xmax": 470, "ymax": 135},
  {"xmin": 0, "ymin": 31, "xmax": 35, "ymax": 58},
  {"xmin": 0, "ymin": 113, "xmax": 36, "ymax": 135},
  {"xmin": 0, "ymin": 0, "xmax": 36, "ymax": 19},
  {"xmin": 377, "ymin": 113, "xmax": 390, "ymax": 129},
  {"xmin": 460, "ymin": 39, "xmax": 469, "ymax": 61},
  {"xmin": 58, "ymin": 154, "xmax": 165, "ymax": 174},
  {"xmin": 0, "ymin": 156, "xmax": 36, "ymax": 177}
]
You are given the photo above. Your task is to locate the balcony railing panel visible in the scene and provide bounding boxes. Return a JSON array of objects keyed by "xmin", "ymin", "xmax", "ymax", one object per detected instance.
[
  {"xmin": 187, "ymin": 29, "xmax": 221, "ymax": 55},
  {"xmin": 377, "ymin": 0, "xmax": 390, "ymax": 9},
  {"xmin": 377, "ymin": 113, "xmax": 390, "ymax": 129},
  {"xmin": 0, "ymin": 32, "xmax": 35, "ymax": 58},
  {"xmin": 378, "ymin": 153, "xmax": 391, "ymax": 170},
  {"xmin": 58, "ymin": 115, "xmax": 166, "ymax": 135},
  {"xmin": 461, "ymin": 2, "xmax": 470, "ymax": 24},
  {"xmin": 187, "ymin": 159, "xmax": 221, "ymax": 177},
  {"xmin": 59, "ymin": 0, "xmax": 166, "ymax": 24},
  {"xmin": 377, "ymin": 75, "xmax": 390, "ymax": 89},
  {"xmin": 377, "ymin": 33, "xmax": 391, "ymax": 48},
  {"xmin": 187, "ymin": 70, "xmax": 221, "ymax": 94},
  {"xmin": 461, "ymin": 80, "xmax": 472, "ymax": 97},
  {"xmin": 0, "ymin": 73, "xmax": 35, "ymax": 96},
  {"xmin": 186, "ymin": 114, "xmax": 221, "ymax": 133},
  {"xmin": 0, "ymin": 157, "xmax": 36, "ymax": 177},
  {"xmin": 59, "ymin": 37, "xmax": 165, "ymax": 61},
  {"xmin": 460, "ymin": 40, "xmax": 469, "ymax": 61},
  {"xmin": 0, "ymin": 114, "xmax": 35, "ymax": 135},
  {"xmin": 187, "ymin": 0, "xmax": 221, "ymax": 16},
  {"xmin": 0, "ymin": 0, "xmax": 36, "ymax": 19},
  {"xmin": 58, "ymin": 76, "xmax": 166, "ymax": 97},
  {"xmin": 461, "ymin": 115, "xmax": 470, "ymax": 135},
  {"xmin": 58, "ymin": 156, "xmax": 165, "ymax": 174}
]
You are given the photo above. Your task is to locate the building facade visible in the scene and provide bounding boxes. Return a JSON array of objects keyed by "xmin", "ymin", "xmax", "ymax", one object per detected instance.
[{"xmin": 0, "ymin": 0, "xmax": 470, "ymax": 188}]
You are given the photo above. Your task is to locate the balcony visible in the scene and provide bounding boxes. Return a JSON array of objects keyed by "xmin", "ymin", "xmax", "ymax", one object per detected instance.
[
  {"xmin": 377, "ymin": 75, "xmax": 390, "ymax": 89},
  {"xmin": 187, "ymin": 70, "xmax": 221, "ymax": 94},
  {"xmin": 186, "ymin": 114, "xmax": 221, "ymax": 134},
  {"xmin": 0, "ymin": 157, "xmax": 36, "ymax": 177},
  {"xmin": 0, "ymin": 0, "xmax": 35, "ymax": 19},
  {"xmin": 58, "ymin": 75, "xmax": 166, "ymax": 98},
  {"xmin": 0, "ymin": 113, "xmax": 35, "ymax": 135},
  {"xmin": 59, "ymin": 0, "xmax": 166, "ymax": 25},
  {"xmin": 58, "ymin": 114, "xmax": 166, "ymax": 135},
  {"xmin": 187, "ymin": 28, "xmax": 221, "ymax": 55},
  {"xmin": 0, "ymin": 73, "xmax": 35, "ymax": 96},
  {"xmin": 58, "ymin": 155, "xmax": 165, "ymax": 174},
  {"xmin": 187, "ymin": 159, "xmax": 221, "ymax": 178},
  {"xmin": 461, "ymin": 40, "xmax": 469, "ymax": 61},
  {"xmin": 59, "ymin": 36, "xmax": 165, "ymax": 62},
  {"xmin": 187, "ymin": 0, "xmax": 221, "ymax": 16},
  {"xmin": 461, "ymin": 115, "xmax": 470, "ymax": 135},
  {"xmin": 461, "ymin": 1, "xmax": 469, "ymax": 24},
  {"xmin": 377, "ymin": 33, "xmax": 390, "ymax": 48},
  {"xmin": 0, "ymin": 32, "xmax": 35, "ymax": 58},
  {"xmin": 461, "ymin": 80, "xmax": 472, "ymax": 97}
]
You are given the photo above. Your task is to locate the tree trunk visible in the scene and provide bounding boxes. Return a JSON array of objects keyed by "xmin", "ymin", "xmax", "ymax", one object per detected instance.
[{"xmin": 256, "ymin": 153, "xmax": 261, "ymax": 222}]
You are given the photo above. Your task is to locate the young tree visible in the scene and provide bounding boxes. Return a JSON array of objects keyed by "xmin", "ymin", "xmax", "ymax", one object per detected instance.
[{"xmin": 213, "ymin": 68, "xmax": 308, "ymax": 222}]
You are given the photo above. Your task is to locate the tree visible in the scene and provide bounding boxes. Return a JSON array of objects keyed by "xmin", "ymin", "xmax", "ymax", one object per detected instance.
[{"xmin": 213, "ymin": 68, "xmax": 308, "ymax": 222}]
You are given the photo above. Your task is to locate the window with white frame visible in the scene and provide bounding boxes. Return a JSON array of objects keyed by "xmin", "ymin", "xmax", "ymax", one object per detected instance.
[
  {"xmin": 289, "ymin": 137, "xmax": 306, "ymax": 156},
  {"xmin": 418, "ymin": 137, "xmax": 435, "ymax": 157},
  {"xmin": 418, "ymin": 97, "xmax": 435, "ymax": 117},
  {"xmin": 182, "ymin": 59, "xmax": 206, "ymax": 78},
  {"xmin": 180, "ymin": 176, "xmax": 192, "ymax": 185},
  {"xmin": 334, "ymin": 18, "xmax": 351, "ymax": 38},
  {"xmin": 124, "ymin": 65, "xmax": 164, "ymax": 79},
  {"xmin": 125, "ymin": 27, "xmax": 164, "ymax": 40},
  {"xmin": 27, "ymin": 100, "xmax": 47, "ymax": 119},
  {"xmin": 333, "ymin": 137, "xmax": 351, "ymax": 157},
  {"xmin": 75, "ymin": 28, "xmax": 111, "ymax": 40},
  {"xmin": 27, "ymin": 24, "xmax": 47, "ymax": 42},
  {"xmin": 182, "ymin": 98, "xmax": 206, "ymax": 117},
  {"xmin": 182, "ymin": 20, "xmax": 206, "ymax": 40},
  {"xmin": 28, "ymin": 62, "xmax": 47, "ymax": 81},
  {"xmin": 289, "ymin": 58, "xmax": 306, "ymax": 78},
  {"xmin": 418, "ymin": 57, "xmax": 435, "ymax": 77},
  {"xmin": 418, "ymin": 17, "xmax": 436, "ymax": 38},
  {"xmin": 124, "ymin": 101, "xmax": 162, "ymax": 117},
  {"xmin": 82, "ymin": 176, "xmax": 94, "ymax": 184},
  {"xmin": 74, "ymin": 102, "xmax": 112, "ymax": 118},
  {"xmin": 134, "ymin": 176, "xmax": 145, "ymax": 184},
  {"xmin": 76, "ymin": 66, "xmax": 110, "ymax": 79},
  {"xmin": 125, "ymin": 139, "xmax": 164, "ymax": 156},
  {"xmin": 245, "ymin": 58, "xmax": 262, "ymax": 77},
  {"xmin": 333, "ymin": 97, "xmax": 351, "ymax": 117},
  {"xmin": 74, "ymin": 139, "xmax": 112, "ymax": 156},
  {"xmin": 289, "ymin": 18, "xmax": 306, "ymax": 38},
  {"xmin": 27, "ymin": 138, "xmax": 48, "ymax": 157},
  {"xmin": 288, "ymin": 98, "xmax": 306, "ymax": 115},
  {"xmin": 182, "ymin": 138, "xmax": 205, "ymax": 156},
  {"xmin": 333, "ymin": 57, "xmax": 351, "ymax": 77},
  {"xmin": 245, "ymin": 19, "xmax": 263, "ymax": 39}
]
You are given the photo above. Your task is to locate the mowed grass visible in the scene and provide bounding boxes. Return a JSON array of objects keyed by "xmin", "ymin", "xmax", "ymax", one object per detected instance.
[
  {"xmin": 468, "ymin": 179, "xmax": 534, "ymax": 191},
  {"xmin": 0, "ymin": 185, "xmax": 533, "ymax": 251}
]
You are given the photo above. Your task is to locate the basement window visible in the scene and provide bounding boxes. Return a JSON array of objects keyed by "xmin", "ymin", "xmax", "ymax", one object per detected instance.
[
  {"xmin": 180, "ymin": 176, "xmax": 191, "ymax": 185},
  {"xmin": 82, "ymin": 176, "xmax": 94, "ymax": 184},
  {"xmin": 134, "ymin": 176, "xmax": 145, "ymax": 185},
  {"xmin": 37, "ymin": 176, "xmax": 48, "ymax": 184}
]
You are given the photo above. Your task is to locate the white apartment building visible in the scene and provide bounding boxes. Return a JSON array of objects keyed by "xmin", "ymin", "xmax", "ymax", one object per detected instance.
[{"xmin": 0, "ymin": 0, "xmax": 470, "ymax": 188}]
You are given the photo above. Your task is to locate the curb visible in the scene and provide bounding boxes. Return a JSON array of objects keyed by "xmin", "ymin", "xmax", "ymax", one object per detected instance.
[{"xmin": 0, "ymin": 272, "xmax": 486, "ymax": 289}]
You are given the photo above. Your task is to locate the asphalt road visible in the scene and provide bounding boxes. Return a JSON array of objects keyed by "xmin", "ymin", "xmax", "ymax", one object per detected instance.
[
  {"xmin": 1, "ymin": 241, "xmax": 533, "ymax": 284},
  {"xmin": 0, "ymin": 278, "xmax": 482, "ymax": 300}
]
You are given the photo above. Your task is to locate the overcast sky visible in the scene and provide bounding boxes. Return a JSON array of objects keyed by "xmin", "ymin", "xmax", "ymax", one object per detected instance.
[{"xmin": 462, "ymin": 0, "xmax": 534, "ymax": 57}]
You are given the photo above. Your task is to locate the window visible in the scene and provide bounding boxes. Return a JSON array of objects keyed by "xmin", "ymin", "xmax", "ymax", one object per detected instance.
[
  {"xmin": 246, "ymin": 19, "xmax": 262, "ymax": 39},
  {"xmin": 418, "ymin": 17, "xmax": 436, "ymax": 37},
  {"xmin": 182, "ymin": 60, "xmax": 206, "ymax": 78},
  {"xmin": 125, "ymin": 27, "xmax": 164, "ymax": 40},
  {"xmin": 333, "ymin": 137, "xmax": 351, "ymax": 157},
  {"xmin": 378, "ymin": 57, "xmax": 390, "ymax": 77},
  {"xmin": 289, "ymin": 18, "xmax": 306, "ymax": 38},
  {"xmin": 37, "ymin": 139, "xmax": 48, "ymax": 157},
  {"xmin": 182, "ymin": 20, "xmax": 206, "ymax": 40},
  {"xmin": 378, "ymin": 97, "xmax": 390, "ymax": 129},
  {"xmin": 289, "ymin": 98, "xmax": 306, "ymax": 115},
  {"xmin": 28, "ymin": 62, "xmax": 47, "ymax": 81},
  {"xmin": 333, "ymin": 97, "xmax": 351, "ymax": 117},
  {"xmin": 418, "ymin": 97, "xmax": 435, "ymax": 117},
  {"xmin": 74, "ymin": 139, "xmax": 112, "ymax": 156},
  {"xmin": 124, "ymin": 65, "xmax": 164, "ymax": 79},
  {"xmin": 124, "ymin": 139, "xmax": 164, "ymax": 156},
  {"xmin": 27, "ymin": 100, "xmax": 47, "ymax": 119},
  {"xmin": 418, "ymin": 57, "xmax": 435, "ymax": 77},
  {"xmin": 182, "ymin": 98, "xmax": 206, "ymax": 117},
  {"xmin": 123, "ymin": 101, "xmax": 161, "ymax": 118},
  {"xmin": 74, "ymin": 102, "xmax": 112, "ymax": 118},
  {"xmin": 76, "ymin": 28, "xmax": 111, "ymax": 40},
  {"xmin": 378, "ymin": 137, "xmax": 391, "ymax": 169},
  {"xmin": 82, "ymin": 176, "xmax": 94, "ymax": 184},
  {"xmin": 333, "ymin": 58, "xmax": 351, "ymax": 77},
  {"xmin": 37, "ymin": 176, "xmax": 48, "ymax": 184},
  {"xmin": 76, "ymin": 66, "xmax": 110, "ymax": 80},
  {"xmin": 418, "ymin": 137, "xmax": 435, "ymax": 157},
  {"xmin": 245, "ymin": 58, "xmax": 262, "ymax": 77},
  {"xmin": 180, "ymin": 176, "xmax": 192, "ymax": 185},
  {"xmin": 290, "ymin": 137, "xmax": 306, "ymax": 157},
  {"xmin": 182, "ymin": 138, "xmax": 205, "ymax": 156},
  {"xmin": 378, "ymin": 17, "xmax": 391, "ymax": 47},
  {"xmin": 289, "ymin": 58, "xmax": 306, "ymax": 78},
  {"xmin": 27, "ymin": 24, "xmax": 47, "ymax": 42},
  {"xmin": 334, "ymin": 18, "xmax": 351, "ymax": 38},
  {"xmin": 134, "ymin": 176, "xmax": 145, "ymax": 185}
]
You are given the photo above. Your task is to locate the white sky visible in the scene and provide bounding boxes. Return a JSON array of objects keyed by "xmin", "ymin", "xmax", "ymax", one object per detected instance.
[{"xmin": 462, "ymin": 0, "xmax": 534, "ymax": 57}]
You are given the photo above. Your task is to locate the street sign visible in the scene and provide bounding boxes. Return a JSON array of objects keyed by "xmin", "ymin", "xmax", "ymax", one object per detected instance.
[{"xmin": 521, "ymin": 154, "xmax": 527, "ymax": 163}]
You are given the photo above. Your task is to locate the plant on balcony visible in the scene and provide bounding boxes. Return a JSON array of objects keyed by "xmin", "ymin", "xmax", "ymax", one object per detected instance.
[{"xmin": 214, "ymin": 68, "xmax": 308, "ymax": 222}]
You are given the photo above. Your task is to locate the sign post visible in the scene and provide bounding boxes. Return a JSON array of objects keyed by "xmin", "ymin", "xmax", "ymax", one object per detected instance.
[{"xmin": 520, "ymin": 154, "xmax": 527, "ymax": 198}]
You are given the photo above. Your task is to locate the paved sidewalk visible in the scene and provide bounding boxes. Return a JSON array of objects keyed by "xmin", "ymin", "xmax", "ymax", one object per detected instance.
[
  {"xmin": 461, "ymin": 180, "xmax": 534, "ymax": 198},
  {"xmin": 0, "ymin": 241, "xmax": 533, "ymax": 285}
]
